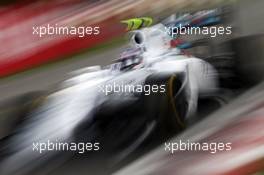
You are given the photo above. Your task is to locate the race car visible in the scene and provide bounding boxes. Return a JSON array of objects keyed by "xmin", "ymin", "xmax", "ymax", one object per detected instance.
[{"xmin": 0, "ymin": 24, "xmax": 221, "ymax": 175}]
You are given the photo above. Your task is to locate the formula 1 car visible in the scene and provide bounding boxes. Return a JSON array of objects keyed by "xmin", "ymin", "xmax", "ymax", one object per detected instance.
[{"xmin": 0, "ymin": 24, "xmax": 222, "ymax": 175}]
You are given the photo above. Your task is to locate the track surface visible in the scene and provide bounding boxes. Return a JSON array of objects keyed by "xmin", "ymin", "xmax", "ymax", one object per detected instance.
[{"xmin": 0, "ymin": 46, "xmax": 123, "ymax": 102}]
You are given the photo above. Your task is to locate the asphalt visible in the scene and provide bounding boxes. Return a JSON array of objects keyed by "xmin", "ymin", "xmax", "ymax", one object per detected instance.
[{"xmin": 0, "ymin": 45, "xmax": 124, "ymax": 102}]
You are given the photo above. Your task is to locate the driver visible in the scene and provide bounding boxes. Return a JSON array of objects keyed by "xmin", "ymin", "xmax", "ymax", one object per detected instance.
[{"xmin": 117, "ymin": 47, "xmax": 144, "ymax": 71}]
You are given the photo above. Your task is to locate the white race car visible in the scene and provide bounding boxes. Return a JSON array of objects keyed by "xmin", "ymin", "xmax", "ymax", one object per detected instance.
[{"xmin": 0, "ymin": 24, "xmax": 220, "ymax": 175}]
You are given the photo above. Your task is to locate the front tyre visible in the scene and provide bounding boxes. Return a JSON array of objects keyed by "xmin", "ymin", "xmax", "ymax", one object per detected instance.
[{"xmin": 143, "ymin": 73, "xmax": 188, "ymax": 138}]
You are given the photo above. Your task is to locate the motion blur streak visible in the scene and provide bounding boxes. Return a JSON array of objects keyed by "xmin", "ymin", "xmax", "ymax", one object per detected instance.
[
  {"xmin": 0, "ymin": 0, "xmax": 227, "ymax": 77},
  {"xmin": 0, "ymin": 0, "xmax": 264, "ymax": 175},
  {"xmin": 114, "ymin": 82, "xmax": 264, "ymax": 175}
]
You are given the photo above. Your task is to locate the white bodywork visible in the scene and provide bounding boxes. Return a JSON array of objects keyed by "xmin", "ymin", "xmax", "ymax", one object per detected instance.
[
  {"xmin": 57, "ymin": 23, "xmax": 218, "ymax": 125},
  {"xmin": 63, "ymin": 23, "xmax": 218, "ymax": 118}
]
